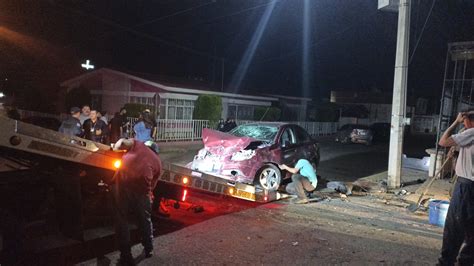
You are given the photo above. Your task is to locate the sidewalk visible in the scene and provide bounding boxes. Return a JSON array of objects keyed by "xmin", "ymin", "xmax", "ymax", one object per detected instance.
[{"xmin": 357, "ymin": 167, "xmax": 452, "ymax": 203}]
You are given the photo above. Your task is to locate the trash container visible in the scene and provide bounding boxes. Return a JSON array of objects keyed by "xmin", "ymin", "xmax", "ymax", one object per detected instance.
[
  {"xmin": 425, "ymin": 148, "xmax": 445, "ymax": 177},
  {"xmin": 428, "ymin": 200, "xmax": 449, "ymax": 227}
]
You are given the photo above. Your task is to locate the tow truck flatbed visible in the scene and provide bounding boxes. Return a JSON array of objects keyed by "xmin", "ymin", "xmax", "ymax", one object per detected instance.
[{"xmin": 158, "ymin": 161, "xmax": 283, "ymax": 203}]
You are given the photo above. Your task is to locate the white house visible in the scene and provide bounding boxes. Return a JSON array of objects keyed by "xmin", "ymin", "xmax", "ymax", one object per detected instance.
[{"xmin": 60, "ymin": 68, "xmax": 311, "ymax": 121}]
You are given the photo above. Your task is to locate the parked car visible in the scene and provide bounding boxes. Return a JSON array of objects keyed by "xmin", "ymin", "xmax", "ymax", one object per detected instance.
[
  {"xmin": 190, "ymin": 122, "xmax": 320, "ymax": 191},
  {"xmin": 370, "ymin": 122, "xmax": 391, "ymax": 143},
  {"xmin": 22, "ymin": 116, "xmax": 61, "ymax": 131},
  {"xmin": 335, "ymin": 124, "xmax": 373, "ymax": 145}
]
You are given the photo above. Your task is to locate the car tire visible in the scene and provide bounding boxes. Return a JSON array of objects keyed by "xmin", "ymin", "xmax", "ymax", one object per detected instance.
[
  {"xmin": 340, "ymin": 136, "xmax": 349, "ymax": 144},
  {"xmin": 255, "ymin": 164, "xmax": 281, "ymax": 191}
]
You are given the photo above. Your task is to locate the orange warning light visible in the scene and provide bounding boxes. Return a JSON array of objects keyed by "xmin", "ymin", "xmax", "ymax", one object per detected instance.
[
  {"xmin": 228, "ymin": 188, "xmax": 234, "ymax": 194},
  {"xmin": 113, "ymin": 160, "xmax": 122, "ymax": 169},
  {"xmin": 182, "ymin": 177, "xmax": 189, "ymax": 184}
]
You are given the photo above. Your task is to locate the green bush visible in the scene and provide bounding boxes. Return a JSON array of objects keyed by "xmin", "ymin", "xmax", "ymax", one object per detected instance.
[
  {"xmin": 193, "ymin": 95, "xmax": 222, "ymax": 125},
  {"xmin": 123, "ymin": 103, "xmax": 156, "ymax": 118},
  {"xmin": 254, "ymin": 107, "xmax": 281, "ymax": 121}
]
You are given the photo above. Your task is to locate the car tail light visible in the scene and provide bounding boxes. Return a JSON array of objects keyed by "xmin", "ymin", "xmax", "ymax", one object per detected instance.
[{"xmin": 182, "ymin": 189, "xmax": 188, "ymax": 202}]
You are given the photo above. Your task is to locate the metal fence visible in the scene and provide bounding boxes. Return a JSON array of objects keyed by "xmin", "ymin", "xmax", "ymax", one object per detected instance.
[
  {"xmin": 127, "ymin": 118, "xmax": 210, "ymax": 142},
  {"xmin": 15, "ymin": 109, "xmax": 338, "ymax": 142},
  {"xmin": 128, "ymin": 118, "xmax": 338, "ymax": 141},
  {"xmin": 18, "ymin": 109, "xmax": 68, "ymax": 121}
]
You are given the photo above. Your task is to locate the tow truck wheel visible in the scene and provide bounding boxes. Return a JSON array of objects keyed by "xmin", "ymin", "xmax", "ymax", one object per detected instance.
[{"xmin": 256, "ymin": 164, "xmax": 281, "ymax": 191}]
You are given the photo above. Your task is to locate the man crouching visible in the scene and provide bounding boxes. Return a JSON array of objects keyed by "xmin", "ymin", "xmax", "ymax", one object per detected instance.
[
  {"xmin": 279, "ymin": 159, "xmax": 318, "ymax": 204},
  {"xmin": 112, "ymin": 138, "xmax": 162, "ymax": 265}
]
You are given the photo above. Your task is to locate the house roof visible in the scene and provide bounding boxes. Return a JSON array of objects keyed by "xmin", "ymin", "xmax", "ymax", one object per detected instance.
[{"xmin": 61, "ymin": 68, "xmax": 310, "ymax": 102}]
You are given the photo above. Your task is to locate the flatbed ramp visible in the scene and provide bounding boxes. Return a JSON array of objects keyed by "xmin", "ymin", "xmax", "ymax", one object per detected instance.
[{"xmin": 159, "ymin": 161, "xmax": 285, "ymax": 203}]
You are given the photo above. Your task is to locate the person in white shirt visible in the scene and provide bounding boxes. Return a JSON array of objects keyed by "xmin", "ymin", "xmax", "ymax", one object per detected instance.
[{"xmin": 438, "ymin": 109, "xmax": 474, "ymax": 266}]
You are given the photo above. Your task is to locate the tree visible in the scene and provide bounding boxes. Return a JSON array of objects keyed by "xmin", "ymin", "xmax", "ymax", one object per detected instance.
[{"xmin": 193, "ymin": 95, "xmax": 222, "ymax": 125}]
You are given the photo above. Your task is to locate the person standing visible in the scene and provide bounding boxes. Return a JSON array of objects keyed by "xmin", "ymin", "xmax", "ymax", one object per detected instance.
[
  {"xmin": 79, "ymin": 105, "xmax": 91, "ymax": 125},
  {"xmin": 112, "ymin": 138, "xmax": 162, "ymax": 264},
  {"xmin": 134, "ymin": 112, "xmax": 154, "ymax": 143},
  {"xmin": 279, "ymin": 159, "xmax": 318, "ymax": 204},
  {"xmin": 438, "ymin": 109, "xmax": 474, "ymax": 266},
  {"xmin": 98, "ymin": 111, "xmax": 108, "ymax": 125},
  {"xmin": 217, "ymin": 119, "xmax": 225, "ymax": 131},
  {"xmin": 58, "ymin": 107, "xmax": 83, "ymax": 137},
  {"xmin": 143, "ymin": 109, "xmax": 157, "ymax": 140},
  {"xmin": 109, "ymin": 112, "xmax": 123, "ymax": 144},
  {"xmin": 83, "ymin": 110, "xmax": 108, "ymax": 144},
  {"xmin": 119, "ymin": 108, "xmax": 130, "ymax": 138}
]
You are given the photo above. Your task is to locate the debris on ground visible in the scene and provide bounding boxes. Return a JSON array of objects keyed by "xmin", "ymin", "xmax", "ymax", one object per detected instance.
[{"xmin": 326, "ymin": 181, "xmax": 352, "ymax": 195}]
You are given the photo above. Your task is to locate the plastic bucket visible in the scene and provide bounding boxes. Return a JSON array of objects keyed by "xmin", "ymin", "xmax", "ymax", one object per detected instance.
[{"xmin": 428, "ymin": 200, "xmax": 450, "ymax": 227}]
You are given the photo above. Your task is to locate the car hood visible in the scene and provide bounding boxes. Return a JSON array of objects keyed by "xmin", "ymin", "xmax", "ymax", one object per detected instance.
[{"xmin": 202, "ymin": 128, "xmax": 259, "ymax": 156}]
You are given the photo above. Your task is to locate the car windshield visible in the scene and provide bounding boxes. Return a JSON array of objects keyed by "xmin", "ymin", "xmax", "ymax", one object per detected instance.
[{"xmin": 229, "ymin": 124, "xmax": 279, "ymax": 142}]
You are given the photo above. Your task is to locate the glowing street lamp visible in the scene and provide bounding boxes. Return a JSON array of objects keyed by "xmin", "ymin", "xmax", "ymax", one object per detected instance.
[
  {"xmin": 81, "ymin": 60, "xmax": 95, "ymax": 70},
  {"xmin": 0, "ymin": 92, "xmax": 5, "ymax": 98}
]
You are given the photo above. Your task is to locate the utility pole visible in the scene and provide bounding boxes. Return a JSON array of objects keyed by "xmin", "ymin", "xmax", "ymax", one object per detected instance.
[{"xmin": 387, "ymin": 0, "xmax": 411, "ymax": 189}]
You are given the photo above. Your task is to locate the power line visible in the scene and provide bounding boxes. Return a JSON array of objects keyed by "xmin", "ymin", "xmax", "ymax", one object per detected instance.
[
  {"xmin": 63, "ymin": 1, "xmax": 215, "ymax": 48},
  {"xmin": 59, "ymin": 4, "xmax": 225, "ymax": 62},
  {"xmin": 161, "ymin": 0, "xmax": 281, "ymax": 35},
  {"xmin": 409, "ymin": 0, "xmax": 436, "ymax": 64},
  {"xmin": 257, "ymin": 10, "xmax": 379, "ymax": 64}
]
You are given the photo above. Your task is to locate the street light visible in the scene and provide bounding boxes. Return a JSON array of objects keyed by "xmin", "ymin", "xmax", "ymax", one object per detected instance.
[{"xmin": 0, "ymin": 92, "xmax": 5, "ymax": 98}]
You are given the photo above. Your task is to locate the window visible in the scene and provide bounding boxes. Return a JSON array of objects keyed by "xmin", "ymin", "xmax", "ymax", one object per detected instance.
[
  {"xmin": 130, "ymin": 96, "xmax": 154, "ymax": 105},
  {"xmin": 163, "ymin": 99, "xmax": 195, "ymax": 120},
  {"xmin": 227, "ymin": 105, "xmax": 254, "ymax": 120},
  {"xmin": 280, "ymin": 128, "xmax": 296, "ymax": 145}
]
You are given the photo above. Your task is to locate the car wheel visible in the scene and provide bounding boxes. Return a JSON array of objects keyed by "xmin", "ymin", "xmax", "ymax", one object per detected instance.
[
  {"xmin": 340, "ymin": 136, "xmax": 349, "ymax": 144},
  {"xmin": 256, "ymin": 164, "xmax": 281, "ymax": 191}
]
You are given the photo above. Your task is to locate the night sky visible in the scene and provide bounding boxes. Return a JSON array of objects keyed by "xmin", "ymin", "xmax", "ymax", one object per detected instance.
[{"xmin": 1, "ymin": 0, "xmax": 473, "ymax": 111}]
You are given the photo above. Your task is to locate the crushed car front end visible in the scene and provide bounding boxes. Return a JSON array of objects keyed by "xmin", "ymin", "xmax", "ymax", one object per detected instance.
[{"xmin": 190, "ymin": 127, "xmax": 276, "ymax": 184}]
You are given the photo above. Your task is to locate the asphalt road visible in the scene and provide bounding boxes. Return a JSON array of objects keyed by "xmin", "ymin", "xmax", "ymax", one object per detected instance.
[{"xmin": 76, "ymin": 135, "xmax": 442, "ymax": 265}]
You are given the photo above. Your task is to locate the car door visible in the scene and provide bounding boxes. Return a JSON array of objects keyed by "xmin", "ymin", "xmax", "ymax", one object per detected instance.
[
  {"xmin": 293, "ymin": 125, "xmax": 317, "ymax": 163},
  {"xmin": 279, "ymin": 126, "xmax": 298, "ymax": 166}
]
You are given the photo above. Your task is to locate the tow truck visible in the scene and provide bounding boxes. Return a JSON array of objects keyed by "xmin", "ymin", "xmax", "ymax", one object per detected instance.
[{"xmin": 0, "ymin": 115, "xmax": 281, "ymax": 262}]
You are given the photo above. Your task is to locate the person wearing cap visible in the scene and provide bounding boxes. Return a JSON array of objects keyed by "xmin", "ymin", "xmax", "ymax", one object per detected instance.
[
  {"xmin": 438, "ymin": 108, "xmax": 474, "ymax": 266},
  {"xmin": 112, "ymin": 138, "xmax": 162, "ymax": 264},
  {"xmin": 59, "ymin": 107, "xmax": 83, "ymax": 137},
  {"xmin": 143, "ymin": 109, "xmax": 157, "ymax": 140}
]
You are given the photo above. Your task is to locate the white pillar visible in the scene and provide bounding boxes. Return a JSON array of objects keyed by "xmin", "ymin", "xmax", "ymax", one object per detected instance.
[{"xmin": 388, "ymin": 0, "xmax": 411, "ymax": 189}]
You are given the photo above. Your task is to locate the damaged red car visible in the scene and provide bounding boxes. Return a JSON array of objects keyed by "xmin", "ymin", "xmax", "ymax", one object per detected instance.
[{"xmin": 190, "ymin": 122, "xmax": 320, "ymax": 191}]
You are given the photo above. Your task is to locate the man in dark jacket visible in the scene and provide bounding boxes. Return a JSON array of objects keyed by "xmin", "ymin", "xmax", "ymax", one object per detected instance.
[
  {"xmin": 112, "ymin": 138, "xmax": 162, "ymax": 264},
  {"xmin": 59, "ymin": 107, "xmax": 83, "ymax": 137},
  {"xmin": 83, "ymin": 110, "xmax": 108, "ymax": 144}
]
